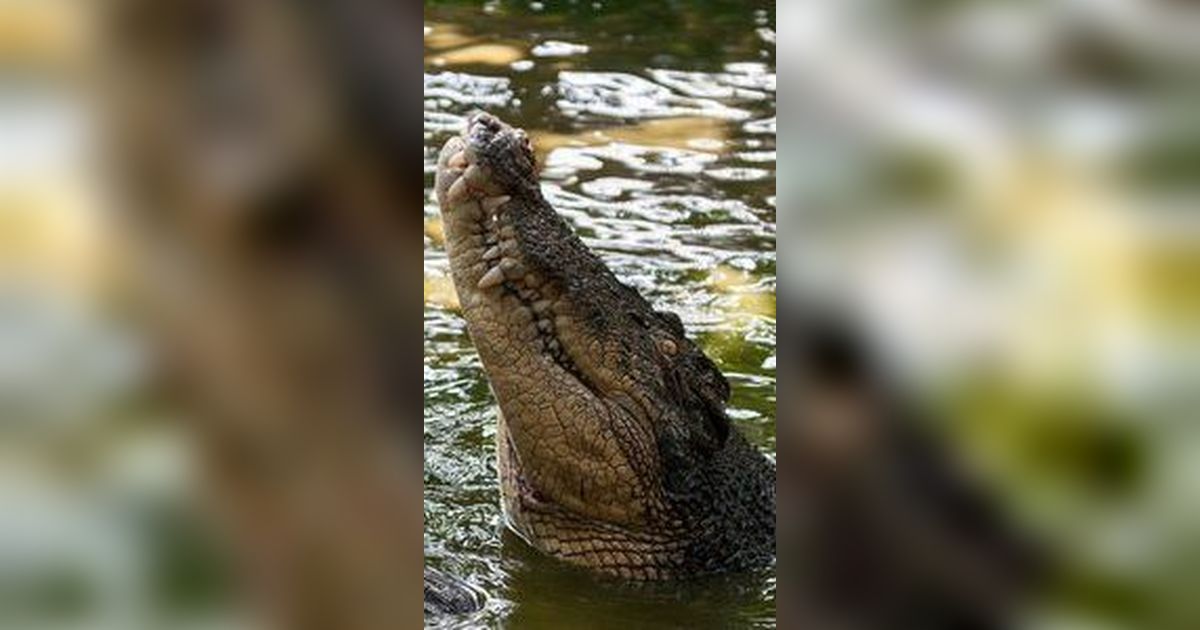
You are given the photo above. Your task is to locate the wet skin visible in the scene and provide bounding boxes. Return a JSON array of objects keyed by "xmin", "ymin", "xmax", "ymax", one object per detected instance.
[{"xmin": 435, "ymin": 113, "xmax": 775, "ymax": 580}]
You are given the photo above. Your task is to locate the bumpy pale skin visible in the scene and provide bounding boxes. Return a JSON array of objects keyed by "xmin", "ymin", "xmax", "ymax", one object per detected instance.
[{"xmin": 435, "ymin": 113, "xmax": 775, "ymax": 580}]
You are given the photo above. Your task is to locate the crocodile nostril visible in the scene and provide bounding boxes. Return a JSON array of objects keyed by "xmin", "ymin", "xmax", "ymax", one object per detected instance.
[{"xmin": 472, "ymin": 112, "xmax": 499, "ymax": 132}]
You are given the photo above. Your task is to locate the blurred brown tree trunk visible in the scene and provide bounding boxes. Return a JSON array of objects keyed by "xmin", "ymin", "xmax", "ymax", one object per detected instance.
[{"xmin": 100, "ymin": 1, "xmax": 424, "ymax": 628}]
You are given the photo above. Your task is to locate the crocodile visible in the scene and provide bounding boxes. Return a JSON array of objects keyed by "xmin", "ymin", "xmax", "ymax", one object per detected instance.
[{"xmin": 433, "ymin": 112, "xmax": 776, "ymax": 584}]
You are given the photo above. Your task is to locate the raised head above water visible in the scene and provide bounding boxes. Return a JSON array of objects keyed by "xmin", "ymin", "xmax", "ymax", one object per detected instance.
[{"xmin": 435, "ymin": 112, "xmax": 775, "ymax": 580}]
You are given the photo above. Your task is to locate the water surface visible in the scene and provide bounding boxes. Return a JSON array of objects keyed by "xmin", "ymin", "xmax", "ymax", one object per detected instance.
[{"xmin": 424, "ymin": 3, "xmax": 776, "ymax": 627}]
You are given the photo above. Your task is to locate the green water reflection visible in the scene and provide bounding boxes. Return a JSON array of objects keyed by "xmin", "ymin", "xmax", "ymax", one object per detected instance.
[{"xmin": 424, "ymin": 1, "xmax": 776, "ymax": 627}]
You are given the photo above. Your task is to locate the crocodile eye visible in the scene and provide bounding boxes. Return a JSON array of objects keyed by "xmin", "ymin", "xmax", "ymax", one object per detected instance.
[{"xmin": 658, "ymin": 339, "xmax": 678, "ymax": 356}]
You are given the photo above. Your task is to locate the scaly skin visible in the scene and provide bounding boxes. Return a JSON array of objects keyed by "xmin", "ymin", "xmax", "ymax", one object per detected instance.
[{"xmin": 435, "ymin": 113, "xmax": 775, "ymax": 580}]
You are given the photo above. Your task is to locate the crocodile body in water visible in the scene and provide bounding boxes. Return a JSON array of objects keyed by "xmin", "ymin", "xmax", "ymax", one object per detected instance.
[{"xmin": 433, "ymin": 112, "xmax": 776, "ymax": 587}]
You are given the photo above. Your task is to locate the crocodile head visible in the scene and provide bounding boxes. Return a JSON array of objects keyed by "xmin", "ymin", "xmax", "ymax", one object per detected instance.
[{"xmin": 435, "ymin": 113, "xmax": 774, "ymax": 580}]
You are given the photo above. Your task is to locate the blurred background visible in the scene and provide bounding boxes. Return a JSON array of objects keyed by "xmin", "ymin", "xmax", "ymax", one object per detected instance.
[
  {"xmin": 1, "ymin": 0, "xmax": 1197, "ymax": 628},
  {"xmin": 1, "ymin": 1, "xmax": 212, "ymax": 628},
  {"xmin": 2, "ymin": 0, "xmax": 425, "ymax": 629},
  {"xmin": 778, "ymin": 1, "xmax": 1198, "ymax": 629}
]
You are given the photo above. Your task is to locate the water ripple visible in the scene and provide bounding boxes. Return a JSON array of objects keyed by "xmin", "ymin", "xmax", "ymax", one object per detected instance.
[
  {"xmin": 424, "ymin": 6, "xmax": 775, "ymax": 625},
  {"xmin": 424, "ymin": 72, "xmax": 513, "ymax": 109},
  {"xmin": 556, "ymin": 71, "xmax": 751, "ymax": 121}
]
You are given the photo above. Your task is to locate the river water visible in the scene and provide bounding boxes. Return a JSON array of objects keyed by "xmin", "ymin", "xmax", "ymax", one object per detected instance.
[{"xmin": 423, "ymin": 2, "xmax": 776, "ymax": 627}]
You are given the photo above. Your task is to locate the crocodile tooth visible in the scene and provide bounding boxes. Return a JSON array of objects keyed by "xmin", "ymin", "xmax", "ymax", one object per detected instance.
[
  {"xmin": 481, "ymin": 195, "xmax": 511, "ymax": 215},
  {"xmin": 499, "ymin": 226, "xmax": 516, "ymax": 239},
  {"xmin": 523, "ymin": 272, "xmax": 542, "ymax": 288},
  {"xmin": 447, "ymin": 177, "xmax": 471, "ymax": 205},
  {"xmin": 532, "ymin": 299, "xmax": 552, "ymax": 314},
  {"xmin": 448, "ymin": 151, "xmax": 468, "ymax": 170},
  {"xmin": 477, "ymin": 265, "xmax": 505, "ymax": 289},
  {"xmin": 482, "ymin": 245, "xmax": 502, "ymax": 261}
]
